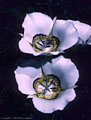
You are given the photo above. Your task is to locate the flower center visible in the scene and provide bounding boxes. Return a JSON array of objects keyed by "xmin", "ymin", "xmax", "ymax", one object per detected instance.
[
  {"xmin": 32, "ymin": 34, "xmax": 60, "ymax": 53},
  {"xmin": 33, "ymin": 75, "xmax": 61, "ymax": 100}
]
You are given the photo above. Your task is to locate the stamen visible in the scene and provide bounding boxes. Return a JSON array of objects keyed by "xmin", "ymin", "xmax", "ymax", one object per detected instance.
[{"xmin": 46, "ymin": 37, "xmax": 53, "ymax": 44}]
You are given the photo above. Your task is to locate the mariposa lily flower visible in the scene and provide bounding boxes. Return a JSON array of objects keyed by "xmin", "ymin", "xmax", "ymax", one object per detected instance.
[
  {"xmin": 67, "ymin": 20, "xmax": 91, "ymax": 45},
  {"xmin": 19, "ymin": 12, "xmax": 78, "ymax": 56},
  {"xmin": 14, "ymin": 56, "xmax": 79, "ymax": 113}
]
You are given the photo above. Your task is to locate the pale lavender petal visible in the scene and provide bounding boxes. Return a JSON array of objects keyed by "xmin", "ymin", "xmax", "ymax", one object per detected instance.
[
  {"xmin": 19, "ymin": 38, "xmax": 42, "ymax": 56},
  {"xmin": 14, "ymin": 65, "xmax": 41, "ymax": 95},
  {"xmin": 32, "ymin": 88, "xmax": 76, "ymax": 113},
  {"xmin": 53, "ymin": 20, "xmax": 78, "ymax": 50},
  {"xmin": 14, "ymin": 73, "xmax": 35, "ymax": 95},
  {"xmin": 67, "ymin": 20, "xmax": 91, "ymax": 42},
  {"xmin": 23, "ymin": 12, "xmax": 53, "ymax": 42}
]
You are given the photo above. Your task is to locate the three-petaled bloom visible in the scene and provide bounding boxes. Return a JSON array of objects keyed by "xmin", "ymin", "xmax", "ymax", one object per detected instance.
[
  {"xmin": 67, "ymin": 20, "xmax": 91, "ymax": 45},
  {"xmin": 19, "ymin": 12, "xmax": 78, "ymax": 56},
  {"xmin": 14, "ymin": 56, "xmax": 79, "ymax": 113}
]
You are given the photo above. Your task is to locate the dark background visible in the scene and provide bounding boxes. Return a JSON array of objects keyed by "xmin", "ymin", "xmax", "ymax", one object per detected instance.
[{"xmin": 0, "ymin": 0, "xmax": 91, "ymax": 120}]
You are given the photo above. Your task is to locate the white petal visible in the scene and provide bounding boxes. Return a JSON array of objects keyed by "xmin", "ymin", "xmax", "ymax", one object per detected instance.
[
  {"xmin": 14, "ymin": 73, "xmax": 35, "ymax": 95},
  {"xmin": 53, "ymin": 20, "xmax": 78, "ymax": 50},
  {"xmin": 32, "ymin": 88, "xmax": 76, "ymax": 113},
  {"xmin": 19, "ymin": 38, "xmax": 41, "ymax": 56},
  {"xmin": 42, "ymin": 56, "xmax": 79, "ymax": 89},
  {"xmin": 67, "ymin": 20, "xmax": 91, "ymax": 41},
  {"xmin": 23, "ymin": 12, "xmax": 53, "ymax": 42},
  {"xmin": 14, "ymin": 65, "xmax": 41, "ymax": 95}
]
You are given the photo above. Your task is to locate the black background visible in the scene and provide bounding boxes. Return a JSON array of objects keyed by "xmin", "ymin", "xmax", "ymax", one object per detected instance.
[{"xmin": 0, "ymin": 0, "xmax": 91, "ymax": 120}]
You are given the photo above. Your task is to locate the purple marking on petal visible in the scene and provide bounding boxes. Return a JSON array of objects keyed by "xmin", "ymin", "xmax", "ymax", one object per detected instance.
[
  {"xmin": 39, "ymin": 82, "xmax": 46, "ymax": 88},
  {"xmin": 39, "ymin": 36, "xmax": 45, "ymax": 44},
  {"xmin": 37, "ymin": 42, "xmax": 43, "ymax": 46},
  {"xmin": 47, "ymin": 38, "xmax": 53, "ymax": 44},
  {"xmin": 46, "ymin": 76, "xmax": 48, "ymax": 86},
  {"xmin": 47, "ymin": 77, "xmax": 54, "ymax": 87}
]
